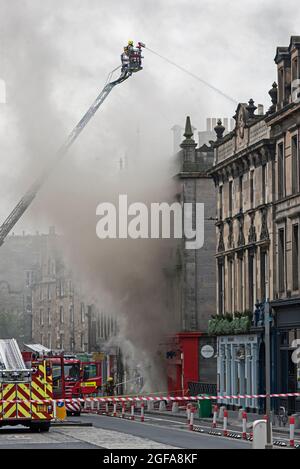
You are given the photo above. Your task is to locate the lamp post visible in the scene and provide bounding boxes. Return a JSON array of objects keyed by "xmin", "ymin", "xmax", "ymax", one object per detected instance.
[{"xmin": 264, "ymin": 299, "xmax": 273, "ymax": 449}]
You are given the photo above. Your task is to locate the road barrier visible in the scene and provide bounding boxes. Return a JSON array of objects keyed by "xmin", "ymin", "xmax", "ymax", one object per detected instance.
[
  {"xmin": 242, "ymin": 411, "xmax": 247, "ymax": 440},
  {"xmin": 290, "ymin": 416, "xmax": 295, "ymax": 448},
  {"xmin": 212, "ymin": 405, "xmax": 218, "ymax": 428},
  {"xmin": 189, "ymin": 407, "xmax": 195, "ymax": 431},
  {"xmin": 223, "ymin": 409, "xmax": 228, "ymax": 437},
  {"xmin": 130, "ymin": 403, "xmax": 135, "ymax": 420},
  {"xmin": 141, "ymin": 403, "xmax": 145, "ymax": 422},
  {"xmin": 186, "ymin": 403, "xmax": 191, "ymax": 425},
  {"xmin": 2, "ymin": 391, "xmax": 300, "ymax": 405}
]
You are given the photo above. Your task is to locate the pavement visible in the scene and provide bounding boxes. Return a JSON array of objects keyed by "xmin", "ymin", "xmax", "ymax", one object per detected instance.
[{"xmin": 0, "ymin": 413, "xmax": 251, "ymax": 449}]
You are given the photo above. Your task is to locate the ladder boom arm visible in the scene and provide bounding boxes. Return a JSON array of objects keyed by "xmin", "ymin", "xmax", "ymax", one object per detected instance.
[{"xmin": 0, "ymin": 69, "xmax": 130, "ymax": 246}]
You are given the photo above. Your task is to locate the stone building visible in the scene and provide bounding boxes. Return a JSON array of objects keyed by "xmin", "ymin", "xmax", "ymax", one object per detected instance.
[
  {"xmin": 0, "ymin": 233, "xmax": 41, "ymax": 342},
  {"xmin": 266, "ymin": 36, "xmax": 300, "ymax": 414},
  {"xmin": 209, "ymin": 35, "xmax": 300, "ymax": 414},
  {"xmin": 31, "ymin": 227, "xmax": 117, "ymax": 353},
  {"xmin": 166, "ymin": 117, "xmax": 217, "ymax": 394}
]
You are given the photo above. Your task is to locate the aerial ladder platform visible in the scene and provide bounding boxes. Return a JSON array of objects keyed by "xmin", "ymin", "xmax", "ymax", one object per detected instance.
[{"xmin": 0, "ymin": 41, "xmax": 145, "ymax": 247}]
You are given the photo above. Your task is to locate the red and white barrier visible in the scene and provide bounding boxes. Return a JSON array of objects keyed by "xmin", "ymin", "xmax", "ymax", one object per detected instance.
[
  {"xmin": 141, "ymin": 403, "xmax": 145, "ymax": 422},
  {"xmin": 290, "ymin": 416, "xmax": 295, "ymax": 448},
  {"xmin": 212, "ymin": 405, "xmax": 218, "ymax": 428},
  {"xmin": 223, "ymin": 409, "xmax": 228, "ymax": 437},
  {"xmin": 189, "ymin": 407, "xmax": 195, "ymax": 431},
  {"xmin": 242, "ymin": 411, "xmax": 247, "ymax": 440},
  {"xmin": 121, "ymin": 402, "xmax": 126, "ymax": 418},
  {"xmin": 113, "ymin": 402, "xmax": 117, "ymax": 417},
  {"xmin": 186, "ymin": 403, "xmax": 191, "ymax": 425},
  {"xmin": 130, "ymin": 403, "xmax": 135, "ymax": 421},
  {"xmin": 3, "ymin": 391, "xmax": 300, "ymax": 406}
]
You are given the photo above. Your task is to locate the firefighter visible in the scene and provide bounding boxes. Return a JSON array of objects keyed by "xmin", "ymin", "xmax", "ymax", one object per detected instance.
[
  {"xmin": 121, "ymin": 47, "xmax": 130, "ymax": 73},
  {"xmin": 104, "ymin": 376, "xmax": 115, "ymax": 396}
]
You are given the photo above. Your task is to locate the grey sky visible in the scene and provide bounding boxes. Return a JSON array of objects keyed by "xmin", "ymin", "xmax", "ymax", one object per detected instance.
[{"xmin": 0, "ymin": 0, "xmax": 299, "ymax": 227}]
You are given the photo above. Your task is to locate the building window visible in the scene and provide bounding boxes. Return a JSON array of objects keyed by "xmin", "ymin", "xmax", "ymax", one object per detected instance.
[
  {"xmin": 59, "ymin": 334, "xmax": 64, "ymax": 350},
  {"xmin": 278, "ymin": 228, "xmax": 285, "ymax": 293},
  {"xmin": 81, "ymin": 303, "xmax": 85, "ymax": 323},
  {"xmin": 260, "ymin": 250, "xmax": 268, "ymax": 300},
  {"xmin": 70, "ymin": 304, "xmax": 74, "ymax": 323},
  {"xmin": 248, "ymin": 252, "xmax": 255, "ymax": 312},
  {"xmin": 292, "ymin": 224, "xmax": 299, "ymax": 291},
  {"xmin": 227, "ymin": 257, "xmax": 234, "ymax": 313},
  {"xmin": 47, "ymin": 284, "xmax": 51, "ymax": 301},
  {"xmin": 238, "ymin": 255, "xmax": 244, "ymax": 310},
  {"xmin": 239, "ymin": 175, "xmax": 243, "ymax": 211},
  {"xmin": 262, "ymin": 164, "xmax": 267, "ymax": 204},
  {"xmin": 48, "ymin": 308, "xmax": 51, "ymax": 325},
  {"xmin": 278, "ymin": 142, "xmax": 285, "ymax": 199},
  {"xmin": 218, "ymin": 261, "xmax": 224, "ymax": 314},
  {"xmin": 70, "ymin": 337, "xmax": 75, "ymax": 352},
  {"xmin": 292, "ymin": 135, "xmax": 299, "ymax": 194},
  {"xmin": 59, "ymin": 305, "xmax": 64, "ymax": 324},
  {"xmin": 219, "ymin": 185, "xmax": 223, "ymax": 220},
  {"xmin": 250, "ymin": 170, "xmax": 254, "ymax": 208},
  {"xmin": 81, "ymin": 333, "xmax": 85, "ymax": 351},
  {"xmin": 48, "ymin": 333, "xmax": 51, "ymax": 349},
  {"xmin": 229, "ymin": 181, "xmax": 233, "ymax": 217},
  {"xmin": 39, "ymin": 308, "xmax": 43, "ymax": 326},
  {"xmin": 40, "ymin": 334, "xmax": 43, "ymax": 345}
]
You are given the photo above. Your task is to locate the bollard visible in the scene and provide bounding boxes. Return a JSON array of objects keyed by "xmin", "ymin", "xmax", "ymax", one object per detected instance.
[
  {"xmin": 223, "ymin": 409, "xmax": 228, "ymax": 437},
  {"xmin": 121, "ymin": 402, "xmax": 126, "ymax": 419},
  {"xmin": 172, "ymin": 402, "xmax": 179, "ymax": 413},
  {"xmin": 242, "ymin": 411, "xmax": 247, "ymax": 440},
  {"xmin": 141, "ymin": 403, "xmax": 145, "ymax": 422},
  {"xmin": 105, "ymin": 402, "xmax": 109, "ymax": 415},
  {"xmin": 212, "ymin": 405, "xmax": 218, "ymax": 428},
  {"xmin": 147, "ymin": 400, "xmax": 154, "ymax": 411},
  {"xmin": 113, "ymin": 402, "xmax": 117, "ymax": 417},
  {"xmin": 131, "ymin": 403, "xmax": 135, "ymax": 421},
  {"xmin": 159, "ymin": 400, "xmax": 166, "ymax": 411},
  {"xmin": 189, "ymin": 407, "xmax": 195, "ymax": 431},
  {"xmin": 187, "ymin": 404, "xmax": 191, "ymax": 424},
  {"xmin": 290, "ymin": 416, "xmax": 295, "ymax": 448}
]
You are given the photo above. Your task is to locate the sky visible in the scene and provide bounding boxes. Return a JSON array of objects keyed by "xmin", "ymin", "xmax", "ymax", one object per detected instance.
[
  {"xmin": 0, "ymin": 0, "xmax": 299, "ymax": 227},
  {"xmin": 0, "ymin": 0, "xmax": 299, "ymax": 388}
]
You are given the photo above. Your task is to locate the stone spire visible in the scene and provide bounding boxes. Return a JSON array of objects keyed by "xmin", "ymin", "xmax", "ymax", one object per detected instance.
[
  {"xmin": 268, "ymin": 82, "xmax": 278, "ymax": 114},
  {"xmin": 246, "ymin": 98, "xmax": 257, "ymax": 118},
  {"xmin": 214, "ymin": 119, "xmax": 225, "ymax": 140},
  {"xmin": 180, "ymin": 116, "xmax": 197, "ymax": 164},
  {"xmin": 181, "ymin": 116, "xmax": 197, "ymax": 147}
]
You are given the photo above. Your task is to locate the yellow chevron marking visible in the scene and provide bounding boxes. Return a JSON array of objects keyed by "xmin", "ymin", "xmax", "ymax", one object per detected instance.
[
  {"xmin": 3, "ymin": 384, "xmax": 14, "ymax": 397},
  {"xmin": 17, "ymin": 403, "xmax": 31, "ymax": 418},
  {"xmin": 3, "ymin": 403, "xmax": 17, "ymax": 419},
  {"xmin": 31, "ymin": 380, "xmax": 46, "ymax": 398}
]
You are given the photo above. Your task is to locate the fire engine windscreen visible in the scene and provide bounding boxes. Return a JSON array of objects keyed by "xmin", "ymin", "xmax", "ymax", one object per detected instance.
[{"xmin": 0, "ymin": 339, "xmax": 27, "ymax": 370}]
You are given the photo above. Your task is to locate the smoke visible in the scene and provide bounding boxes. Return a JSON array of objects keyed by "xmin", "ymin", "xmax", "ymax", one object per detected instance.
[
  {"xmin": 0, "ymin": 0, "xmax": 181, "ymax": 391},
  {"xmin": 1, "ymin": 0, "xmax": 299, "ymax": 391}
]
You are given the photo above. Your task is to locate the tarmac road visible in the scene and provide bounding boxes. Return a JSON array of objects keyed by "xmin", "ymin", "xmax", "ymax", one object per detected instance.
[{"xmin": 0, "ymin": 413, "xmax": 251, "ymax": 449}]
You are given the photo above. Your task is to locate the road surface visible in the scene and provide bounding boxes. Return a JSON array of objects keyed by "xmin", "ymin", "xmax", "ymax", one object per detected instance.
[{"xmin": 0, "ymin": 412, "xmax": 251, "ymax": 449}]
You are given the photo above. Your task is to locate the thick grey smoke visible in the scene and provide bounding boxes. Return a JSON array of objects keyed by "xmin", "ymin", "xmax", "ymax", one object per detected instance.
[{"xmin": 0, "ymin": 0, "xmax": 299, "ymax": 390}]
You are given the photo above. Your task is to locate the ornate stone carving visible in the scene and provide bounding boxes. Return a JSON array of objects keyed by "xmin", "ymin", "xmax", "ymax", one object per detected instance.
[
  {"xmin": 260, "ymin": 207, "xmax": 269, "ymax": 241},
  {"xmin": 227, "ymin": 219, "xmax": 234, "ymax": 249},
  {"xmin": 218, "ymin": 223, "xmax": 225, "ymax": 252},
  {"xmin": 248, "ymin": 212, "xmax": 257, "ymax": 244},
  {"xmin": 237, "ymin": 213, "xmax": 245, "ymax": 247}
]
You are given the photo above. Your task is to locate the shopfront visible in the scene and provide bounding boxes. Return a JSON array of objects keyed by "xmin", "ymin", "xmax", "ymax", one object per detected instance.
[
  {"xmin": 217, "ymin": 334, "xmax": 260, "ymax": 411},
  {"xmin": 272, "ymin": 300, "xmax": 300, "ymax": 414}
]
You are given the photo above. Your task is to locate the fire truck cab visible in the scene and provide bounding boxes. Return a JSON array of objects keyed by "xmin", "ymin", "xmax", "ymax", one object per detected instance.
[{"xmin": 0, "ymin": 339, "xmax": 53, "ymax": 432}]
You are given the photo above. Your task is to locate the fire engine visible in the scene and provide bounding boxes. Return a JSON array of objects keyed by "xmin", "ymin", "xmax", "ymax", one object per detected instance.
[
  {"xmin": 24, "ymin": 345, "xmax": 102, "ymax": 416},
  {"xmin": 0, "ymin": 339, "xmax": 53, "ymax": 431}
]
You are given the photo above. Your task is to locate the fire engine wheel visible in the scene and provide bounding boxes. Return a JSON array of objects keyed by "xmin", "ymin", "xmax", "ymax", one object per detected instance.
[{"xmin": 29, "ymin": 422, "xmax": 51, "ymax": 433}]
